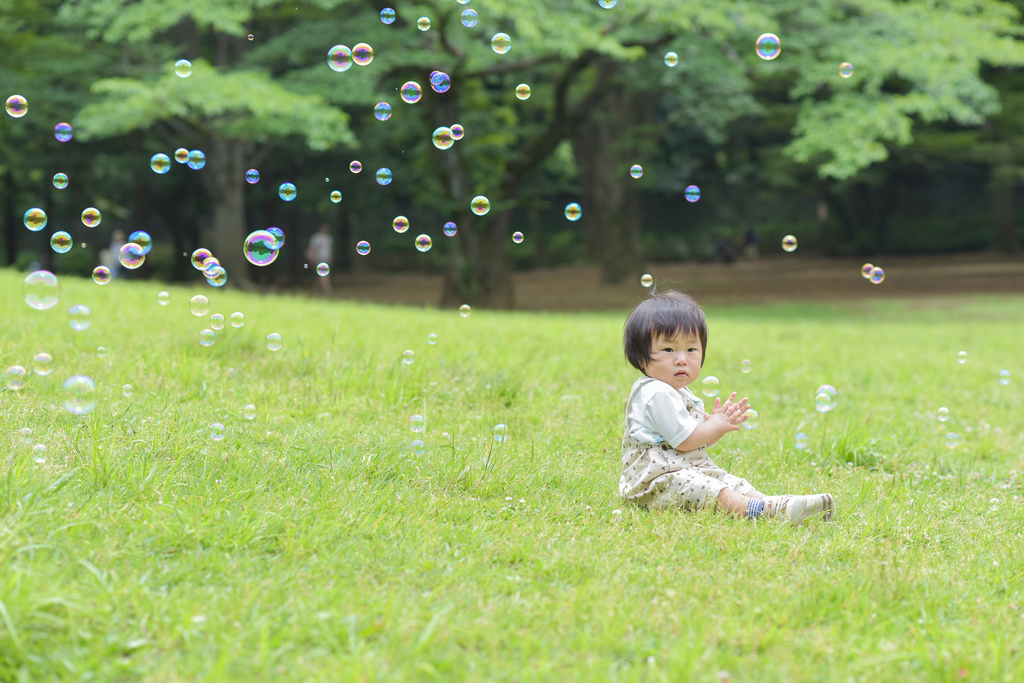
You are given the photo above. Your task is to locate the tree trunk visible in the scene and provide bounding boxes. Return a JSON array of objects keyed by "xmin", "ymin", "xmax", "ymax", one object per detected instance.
[
  {"xmin": 992, "ymin": 164, "xmax": 1021, "ymax": 253},
  {"xmin": 207, "ymin": 138, "xmax": 253, "ymax": 289}
]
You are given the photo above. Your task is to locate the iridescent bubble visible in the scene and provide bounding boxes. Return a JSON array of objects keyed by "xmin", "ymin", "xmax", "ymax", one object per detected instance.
[
  {"xmin": 839, "ymin": 62, "xmax": 853, "ymax": 78},
  {"xmin": 129, "ymin": 230, "xmax": 152, "ymax": 254},
  {"xmin": 267, "ymin": 226, "xmax": 285, "ymax": 250},
  {"xmin": 411, "ymin": 439, "xmax": 426, "ymax": 456},
  {"xmin": 81, "ymin": 207, "xmax": 101, "ymax": 227},
  {"xmin": 782, "ymin": 235, "xmax": 797, "ymax": 252},
  {"xmin": 491, "ymin": 33, "xmax": 511, "ymax": 54},
  {"xmin": 243, "ymin": 404, "xmax": 256, "ymax": 420},
  {"xmin": 199, "ymin": 329, "xmax": 215, "ymax": 347},
  {"xmin": 210, "ymin": 313, "xmax": 225, "ymax": 330},
  {"xmin": 999, "ymin": 369, "xmax": 1011, "ymax": 385},
  {"xmin": 328, "ymin": 45, "xmax": 352, "ymax": 72},
  {"xmin": 937, "ymin": 406, "xmax": 949, "ymax": 422},
  {"xmin": 50, "ymin": 231, "xmax": 73, "ymax": 254},
  {"xmin": 393, "ymin": 216, "xmax": 409, "ymax": 233},
  {"xmin": 374, "ymin": 101, "xmax": 392, "ymax": 121},
  {"xmin": 401, "ymin": 82, "xmax": 422, "ymax": 104},
  {"xmin": 54, "ymin": 122, "xmax": 73, "ymax": 142},
  {"xmin": 493, "ymin": 423, "xmax": 509, "ymax": 444},
  {"xmin": 794, "ymin": 432, "xmax": 808, "ymax": 450},
  {"xmin": 53, "ymin": 173, "xmax": 69, "ymax": 189},
  {"xmin": 247, "ymin": 34, "xmax": 253, "ymax": 41},
  {"xmin": 450, "ymin": 124, "xmax": 465, "ymax": 140},
  {"xmin": 515, "ymin": 84, "xmax": 531, "ymax": 100},
  {"xmin": 375, "ymin": 168, "xmax": 392, "ymax": 185},
  {"xmin": 278, "ymin": 182, "xmax": 297, "ymax": 201},
  {"xmin": 356, "ymin": 240, "xmax": 371, "ymax": 255},
  {"xmin": 432, "ymin": 126, "xmax": 454, "ymax": 150},
  {"xmin": 869, "ymin": 266, "xmax": 885, "ymax": 284},
  {"xmin": 267, "ymin": 333, "xmax": 282, "ymax": 351},
  {"xmin": 512, "ymin": 231, "xmax": 524, "ymax": 244},
  {"xmin": 230, "ymin": 312, "xmax": 245, "ymax": 328},
  {"xmin": 23, "ymin": 208, "xmax": 46, "ymax": 231},
  {"xmin": 190, "ymin": 294, "xmax": 210, "ymax": 317},
  {"xmin": 68, "ymin": 304, "xmax": 90, "ymax": 331},
  {"xmin": 741, "ymin": 407, "xmax": 759, "ymax": 430},
  {"xmin": 245, "ymin": 169, "xmax": 260, "ymax": 184},
  {"xmin": 861, "ymin": 263, "xmax": 874, "ymax": 279},
  {"xmin": 5, "ymin": 365, "xmax": 27, "ymax": 390},
  {"xmin": 32, "ymin": 444, "xmax": 47, "ymax": 464},
  {"xmin": 380, "ymin": 7, "xmax": 395, "ymax": 24},
  {"xmin": 443, "ymin": 221, "xmax": 457, "ymax": 237},
  {"xmin": 427, "ymin": 333, "xmax": 437, "ymax": 345},
  {"xmin": 684, "ymin": 185, "xmax": 701, "ymax": 202},
  {"xmin": 755, "ymin": 33, "xmax": 781, "ymax": 60},
  {"xmin": 410, "ymin": 414, "xmax": 425, "ymax": 432},
  {"xmin": 640, "ymin": 273, "xmax": 653, "ymax": 288},
  {"xmin": 210, "ymin": 423, "xmax": 226, "ymax": 441},
  {"xmin": 664, "ymin": 51, "xmax": 679, "ymax": 67},
  {"xmin": 415, "ymin": 234, "xmax": 432, "ymax": 252},
  {"xmin": 330, "ymin": 191, "xmax": 342, "ymax": 203},
  {"xmin": 118, "ymin": 242, "xmax": 145, "ymax": 269},
  {"xmin": 191, "ymin": 248, "xmax": 212, "ymax": 270},
  {"xmin": 349, "ymin": 160, "xmax": 362, "ymax": 173},
  {"xmin": 417, "ymin": 16, "xmax": 430, "ymax": 31},
  {"xmin": 5, "ymin": 95, "xmax": 27, "ymax": 118},
  {"xmin": 353, "ymin": 43, "xmax": 374, "ymax": 66},
  {"xmin": 429, "ymin": 71, "xmax": 451, "ymax": 94},
  {"xmin": 316, "ymin": 262, "xmax": 330, "ymax": 276},
  {"xmin": 158, "ymin": 291, "xmax": 170, "ymax": 306},
  {"xmin": 185, "ymin": 150, "xmax": 205, "ymax": 170},
  {"xmin": 96, "ymin": 346, "xmax": 106, "ymax": 358},
  {"xmin": 629, "ymin": 164, "xmax": 643, "ymax": 179},
  {"xmin": 462, "ymin": 8, "xmax": 478, "ymax": 27},
  {"xmin": 957, "ymin": 350, "xmax": 968, "ymax": 364},
  {"xmin": 244, "ymin": 230, "xmax": 279, "ymax": 266},
  {"xmin": 471, "ymin": 196, "xmax": 490, "ymax": 215},
  {"xmin": 945, "ymin": 432, "xmax": 959, "ymax": 449},
  {"xmin": 23, "ymin": 270, "xmax": 60, "ymax": 310},
  {"xmin": 564, "ymin": 203, "xmax": 582, "ymax": 221},
  {"xmin": 701, "ymin": 376, "xmax": 720, "ymax": 398},
  {"xmin": 32, "ymin": 352, "xmax": 53, "ymax": 377},
  {"xmin": 459, "ymin": 304, "xmax": 471, "ymax": 318},
  {"xmin": 740, "ymin": 359, "xmax": 752, "ymax": 374},
  {"xmin": 599, "ymin": 0, "xmax": 617, "ymax": 8},
  {"xmin": 62, "ymin": 375, "xmax": 96, "ymax": 415},
  {"xmin": 174, "ymin": 59, "xmax": 192, "ymax": 77},
  {"xmin": 92, "ymin": 266, "xmax": 111, "ymax": 285},
  {"xmin": 814, "ymin": 392, "xmax": 833, "ymax": 412},
  {"xmin": 123, "ymin": 384, "xmax": 133, "ymax": 397},
  {"xmin": 174, "ymin": 148, "xmax": 189, "ymax": 163}
]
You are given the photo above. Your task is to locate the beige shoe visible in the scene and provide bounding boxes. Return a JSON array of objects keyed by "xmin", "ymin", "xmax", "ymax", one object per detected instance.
[{"xmin": 783, "ymin": 493, "xmax": 835, "ymax": 525}]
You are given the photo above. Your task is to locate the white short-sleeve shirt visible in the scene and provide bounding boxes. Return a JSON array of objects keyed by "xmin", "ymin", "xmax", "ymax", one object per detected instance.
[{"xmin": 625, "ymin": 377, "xmax": 705, "ymax": 449}]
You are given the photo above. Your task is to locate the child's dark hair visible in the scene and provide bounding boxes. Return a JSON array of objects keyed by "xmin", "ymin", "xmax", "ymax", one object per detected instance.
[{"xmin": 623, "ymin": 289, "xmax": 708, "ymax": 372}]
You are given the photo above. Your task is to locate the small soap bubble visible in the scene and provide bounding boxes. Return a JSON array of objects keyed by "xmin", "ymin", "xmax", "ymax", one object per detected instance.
[
  {"xmin": 184, "ymin": 149, "xmax": 205, "ymax": 170},
  {"xmin": 267, "ymin": 226, "xmax": 285, "ymax": 250},
  {"xmin": 32, "ymin": 444, "xmax": 47, "ymax": 464},
  {"xmin": 190, "ymin": 294, "xmax": 210, "ymax": 317},
  {"xmin": 129, "ymin": 230, "xmax": 153, "ymax": 254},
  {"xmin": 349, "ymin": 160, "xmax": 362, "ymax": 173},
  {"xmin": 96, "ymin": 346, "xmax": 106, "ymax": 358},
  {"xmin": 353, "ymin": 43, "xmax": 374, "ymax": 66},
  {"xmin": 599, "ymin": 0, "xmax": 617, "ymax": 8},
  {"xmin": 374, "ymin": 101, "xmax": 392, "ymax": 121},
  {"xmin": 564, "ymin": 203, "xmax": 582, "ymax": 221},
  {"xmin": 330, "ymin": 191, "xmax": 342, "ymax": 203},
  {"xmin": 401, "ymin": 82, "xmax": 422, "ymax": 104},
  {"xmin": 782, "ymin": 235, "xmax": 797, "ymax": 252},
  {"xmin": 417, "ymin": 16, "xmax": 431, "ymax": 31},
  {"xmin": 861, "ymin": 263, "xmax": 874, "ymax": 279},
  {"xmin": 210, "ymin": 423, "xmax": 226, "ymax": 441},
  {"xmin": 459, "ymin": 304, "xmax": 471, "ymax": 318},
  {"xmin": 199, "ymin": 329, "xmax": 215, "ymax": 347},
  {"xmin": 53, "ymin": 173, "xmax": 69, "ymax": 189},
  {"xmin": 415, "ymin": 234, "xmax": 432, "ymax": 252},
  {"xmin": 462, "ymin": 8, "xmax": 478, "ymax": 26},
  {"xmin": 937, "ymin": 406, "xmax": 950, "ymax": 422},
  {"xmin": 402, "ymin": 350, "xmax": 415, "ymax": 365},
  {"xmin": 493, "ymin": 423, "xmax": 509, "ymax": 444},
  {"xmin": 23, "ymin": 208, "xmax": 47, "ymax": 231},
  {"xmin": 427, "ymin": 333, "xmax": 438, "ymax": 345},
  {"xmin": 267, "ymin": 333, "xmax": 282, "ymax": 351},
  {"xmin": 68, "ymin": 304, "xmax": 91, "ymax": 331},
  {"xmin": 664, "ymin": 51, "xmax": 678, "ymax": 67},
  {"xmin": 23, "ymin": 270, "xmax": 60, "ymax": 310},
  {"xmin": 150, "ymin": 153, "xmax": 171, "ymax": 174},
  {"xmin": 794, "ymin": 432, "xmax": 808, "ymax": 450},
  {"xmin": 5, "ymin": 365, "xmax": 27, "ymax": 390},
  {"xmin": 50, "ymin": 231, "xmax": 73, "ymax": 254},
  {"xmin": 393, "ymin": 216, "xmax": 410, "ymax": 233},
  {"xmin": 81, "ymin": 207, "xmax": 101, "ymax": 227},
  {"xmin": 491, "ymin": 33, "xmax": 511, "ymax": 54},
  {"xmin": 230, "ymin": 312, "xmax": 245, "ymax": 328},
  {"xmin": 245, "ymin": 169, "xmax": 260, "ymax": 184},
  {"xmin": 122, "ymin": 384, "xmax": 133, "ymax": 397},
  {"xmin": 701, "ymin": 376, "xmax": 720, "ymax": 398},
  {"xmin": 5, "ymin": 95, "xmax": 27, "ymax": 118},
  {"xmin": 409, "ymin": 414, "xmax": 425, "ymax": 432},
  {"xmin": 512, "ymin": 231, "xmax": 524, "ymax": 244},
  {"xmin": 839, "ymin": 62, "xmax": 853, "ymax": 78},
  {"xmin": 380, "ymin": 7, "xmax": 395, "ymax": 24},
  {"xmin": 814, "ymin": 392, "xmax": 833, "ymax": 412},
  {"xmin": 190, "ymin": 248, "xmax": 212, "ymax": 270},
  {"xmin": 999, "ymin": 369, "xmax": 1011, "ymax": 385},
  {"xmin": 869, "ymin": 266, "xmax": 885, "ymax": 284},
  {"xmin": 247, "ymin": 34, "xmax": 254, "ymax": 41},
  {"xmin": 278, "ymin": 182, "xmax": 297, "ymax": 201},
  {"xmin": 244, "ymin": 230, "xmax": 279, "ymax": 266},
  {"xmin": 157, "ymin": 291, "xmax": 170, "ymax": 306},
  {"xmin": 32, "ymin": 352, "xmax": 53, "ymax": 377},
  {"xmin": 640, "ymin": 274, "xmax": 653, "ymax": 288},
  {"xmin": 316, "ymin": 262, "xmax": 330, "ymax": 276},
  {"xmin": 429, "ymin": 71, "xmax": 451, "ymax": 94},
  {"xmin": 945, "ymin": 432, "xmax": 959, "ymax": 449},
  {"xmin": 515, "ymin": 84, "xmax": 531, "ymax": 100},
  {"xmin": 118, "ymin": 243, "xmax": 146, "ymax": 269},
  {"xmin": 756, "ymin": 33, "xmax": 781, "ymax": 60},
  {"xmin": 328, "ymin": 45, "xmax": 352, "ymax": 72},
  {"xmin": 243, "ymin": 404, "xmax": 256, "ymax": 420},
  {"xmin": 92, "ymin": 266, "xmax": 111, "ymax": 285},
  {"xmin": 957, "ymin": 350, "xmax": 968, "ymax": 364},
  {"xmin": 432, "ymin": 126, "xmax": 454, "ymax": 150},
  {"xmin": 411, "ymin": 439, "xmax": 426, "ymax": 456},
  {"xmin": 630, "ymin": 164, "xmax": 643, "ymax": 178},
  {"xmin": 174, "ymin": 59, "xmax": 192, "ymax": 77},
  {"xmin": 450, "ymin": 124, "xmax": 465, "ymax": 140},
  {"xmin": 205, "ymin": 266, "xmax": 227, "ymax": 287},
  {"xmin": 740, "ymin": 359, "xmax": 752, "ymax": 374},
  {"xmin": 375, "ymin": 168, "xmax": 393, "ymax": 185},
  {"xmin": 471, "ymin": 196, "xmax": 490, "ymax": 215},
  {"xmin": 62, "ymin": 375, "xmax": 96, "ymax": 415},
  {"xmin": 210, "ymin": 313, "xmax": 225, "ymax": 330},
  {"xmin": 443, "ymin": 221, "xmax": 457, "ymax": 237},
  {"xmin": 54, "ymin": 122, "xmax": 73, "ymax": 142},
  {"xmin": 741, "ymin": 408, "xmax": 759, "ymax": 430},
  {"xmin": 174, "ymin": 148, "xmax": 189, "ymax": 163},
  {"xmin": 356, "ymin": 240, "xmax": 371, "ymax": 255},
  {"xmin": 684, "ymin": 185, "xmax": 701, "ymax": 203}
]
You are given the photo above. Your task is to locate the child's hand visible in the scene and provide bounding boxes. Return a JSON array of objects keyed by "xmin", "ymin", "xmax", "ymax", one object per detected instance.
[{"xmin": 710, "ymin": 392, "xmax": 749, "ymax": 426}]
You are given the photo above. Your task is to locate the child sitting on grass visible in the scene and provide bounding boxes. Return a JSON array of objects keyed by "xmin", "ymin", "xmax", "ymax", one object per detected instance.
[{"xmin": 619, "ymin": 288, "xmax": 835, "ymax": 524}]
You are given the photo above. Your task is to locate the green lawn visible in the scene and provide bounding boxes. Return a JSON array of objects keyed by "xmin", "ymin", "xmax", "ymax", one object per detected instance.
[{"xmin": 1, "ymin": 268, "xmax": 1022, "ymax": 682}]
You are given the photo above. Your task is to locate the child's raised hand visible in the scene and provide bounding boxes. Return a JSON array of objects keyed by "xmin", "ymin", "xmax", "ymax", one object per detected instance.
[{"xmin": 711, "ymin": 392, "xmax": 749, "ymax": 426}]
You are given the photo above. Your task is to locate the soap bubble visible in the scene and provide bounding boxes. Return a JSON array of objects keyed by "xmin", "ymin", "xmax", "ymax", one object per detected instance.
[
  {"xmin": 125, "ymin": 230, "xmax": 152, "ymax": 255},
  {"xmin": 459, "ymin": 304, "xmax": 471, "ymax": 318},
  {"xmin": 31, "ymin": 444, "xmax": 47, "ymax": 464},
  {"xmin": 267, "ymin": 226, "xmax": 285, "ymax": 250},
  {"xmin": 402, "ymin": 350, "xmax": 415, "ymax": 365},
  {"xmin": 50, "ymin": 231, "xmax": 73, "ymax": 254},
  {"xmin": 374, "ymin": 102, "xmax": 392, "ymax": 121},
  {"xmin": 191, "ymin": 248, "xmax": 212, "ymax": 270},
  {"xmin": 432, "ymin": 126, "xmax": 454, "ymax": 150},
  {"xmin": 68, "ymin": 304, "xmax": 91, "ymax": 331},
  {"xmin": 316, "ymin": 263, "xmax": 330, "ymax": 277},
  {"xmin": 409, "ymin": 414, "xmax": 425, "ymax": 432},
  {"xmin": 356, "ymin": 240, "xmax": 371, "ymax": 255},
  {"xmin": 564, "ymin": 203, "xmax": 582, "ymax": 221},
  {"xmin": 794, "ymin": 433, "xmax": 808, "ymax": 449},
  {"xmin": 380, "ymin": 7, "xmax": 395, "ymax": 24},
  {"xmin": 740, "ymin": 359, "xmax": 752, "ymax": 373},
  {"xmin": 243, "ymin": 404, "xmax": 256, "ymax": 420},
  {"xmin": 149, "ymin": 153, "xmax": 171, "ymax": 176},
  {"xmin": 245, "ymin": 169, "xmax": 260, "ymax": 184},
  {"xmin": 390, "ymin": 216, "xmax": 409, "ymax": 234},
  {"xmin": 54, "ymin": 122, "xmax": 73, "ymax": 142},
  {"xmin": 23, "ymin": 270, "xmax": 60, "ymax": 310},
  {"xmin": 278, "ymin": 182, "xmax": 297, "ymax": 201},
  {"xmin": 945, "ymin": 432, "xmax": 959, "ymax": 449},
  {"xmin": 415, "ymin": 234, "xmax": 432, "ymax": 252},
  {"xmin": 92, "ymin": 266, "xmax": 111, "ymax": 285},
  {"xmin": 664, "ymin": 51, "xmax": 678, "ymax": 67},
  {"xmin": 230, "ymin": 312, "xmax": 245, "ymax": 327},
  {"xmin": 741, "ymin": 408, "xmax": 759, "ymax": 430},
  {"xmin": 701, "ymin": 376, "xmax": 720, "ymax": 398},
  {"xmin": 401, "ymin": 82, "xmax": 422, "ymax": 104},
  {"xmin": 210, "ymin": 423, "xmax": 226, "ymax": 441},
  {"xmin": 349, "ymin": 160, "xmax": 362, "ymax": 173},
  {"xmin": 118, "ymin": 243, "xmax": 146, "ymax": 269},
  {"xmin": 23, "ymin": 208, "xmax": 47, "ymax": 231},
  {"xmin": 640, "ymin": 274, "xmax": 653, "ymax": 288},
  {"xmin": 32, "ymin": 352, "xmax": 53, "ymax": 377},
  {"xmin": 515, "ymin": 84, "xmax": 531, "ymax": 100},
  {"xmin": 123, "ymin": 384, "xmax": 133, "ymax": 397},
  {"xmin": 158, "ymin": 291, "xmax": 170, "ymax": 306},
  {"xmin": 353, "ymin": 43, "xmax": 374, "ymax": 66},
  {"xmin": 839, "ymin": 62, "xmax": 853, "ymax": 78},
  {"xmin": 491, "ymin": 33, "xmax": 511, "ymax": 54},
  {"xmin": 174, "ymin": 59, "xmax": 192, "ymax": 77},
  {"xmin": 5, "ymin": 366, "xmax": 27, "ymax": 390},
  {"xmin": 62, "ymin": 375, "xmax": 96, "ymax": 415},
  {"xmin": 814, "ymin": 385, "xmax": 838, "ymax": 413},
  {"xmin": 267, "ymin": 333, "xmax": 282, "ymax": 351},
  {"xmin": 5, "ymin": 95, "xmax": 27, "ymax": 118},
  {"xmin": 174, "ymin": 148, "xmax": 188, "ymax": 163},
  {"xmin": 861, "ymin": 263, "xmax": 874, "ymax": 278},
  {"xmin": 443, "ymin": 221, "xmax": 457, "ymax": 237},
  {"xmin": 199, "ymin": 329, "xmax": 215, "ymax": 347},
  {"xmin": 462, "ymin": 9, "xmax": 478, "ymax": 26},
  {"xmin": 512, "ymin": 231, "xmax": 524, "ymax": 244},
  {"xmin": 429, "ymin": 71, "xmax": 451, "ymax": 94},
  {"xmin": 450, "ymin": 124, "xmax": 465, "ymax": 140},
  {"xmin": 999, "ymin": 369, "xmax": 1011, "ymax": 385},
  {"xmin": 937, "ymin": 407, "xmax": 949, "ymax": 422},
  {"xmin": 53, "ymin": 173, "xmax": 69, "ymax": 189},
  {"xmin": 411, "ymin": 439, "xmax": 426, "ymax": 456},
  {"xmin": 599, "ymin": 0, "xmax": 617, "ymax": 7},
  {"xmin": 427, "ymin": 333, "xmax": 437, "ymax": 345},
  {"xmin": 328, "ymin": 45, "xmax": 352, "ymax": 72},
  {"xmin": 244, "ymin": 230, "xmax": 279, "ymax": 266},
  {"xmin": 782, "ymin": 235, "xmax": 797, "ymax": 252},
  {"xmin": 869, "ymin": 267, "xmax": 885, "ymax": 284},
  {"xmin": 96, "ymin": 346, "xmax": 106, "ymax": 358},
  {"xmin": 756, "ymin": 33, "xmax": 781, "ymax": 60},
  {"xmin": 376, "ymin": 168, "xmax": 393, "ymax": 185},
  {"xmin": 684, "ymin": 185, "xmax": 701, "ymax": 202},
  {"xmin": 630, "ymin": 164, "xmax": 643, "ymax": 178},
  {"xmin": 205, "ymin": 266, "xmax": 227, "ymax": 287},
  {"xmin": 190, "ymin": 294, "xmax": 210, "ymax": 316},
  {"xmin": 957, "ymin": 350, "xmax": 968, "ymax": 364},
  {"xmin": 330, "ymin": 191, "xmax": 342, "ymax": 203},
  {"xmin": 493, "ymin": 423, "xmax": 509, "ymax": 443},
  {"xmin": 471, "ymin": 196, "xmax": 490, "ymax": 215},
  {"xmin": 210, "ymin": 313, "xmax": 225, "ymax": 330},
  {"xmin": 81, "ymin": 207, "xmax": 101, "ymax": 227},
  {"xmin": 417, "ymin": 17, "xmax": 430, "ymax": 31}
]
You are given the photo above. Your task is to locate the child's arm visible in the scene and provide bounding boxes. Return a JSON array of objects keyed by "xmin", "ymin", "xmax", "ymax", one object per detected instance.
[{"xmin": 677, "ymin": 392, "xmax": 748, "ymax": 452}]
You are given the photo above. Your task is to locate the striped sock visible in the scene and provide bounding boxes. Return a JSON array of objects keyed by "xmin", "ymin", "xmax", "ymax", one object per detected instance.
[
  {"xmin": 745, "ymin": 498, "xmax": 765, "ymax": 519},
  {"xmin": 763, "ymin": 495, "xmax": 792, "ymax": 518}
]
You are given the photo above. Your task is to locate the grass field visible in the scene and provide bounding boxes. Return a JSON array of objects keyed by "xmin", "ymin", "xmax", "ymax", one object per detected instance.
[{"xmin": 1, "ymin": 267, "xmax": 1023, "ymax": 682}]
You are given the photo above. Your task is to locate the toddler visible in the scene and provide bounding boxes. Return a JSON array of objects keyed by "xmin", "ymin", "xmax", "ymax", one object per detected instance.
[{"xmin": 619, "ymin": 289, "xmax": 835, "ymax": 524}]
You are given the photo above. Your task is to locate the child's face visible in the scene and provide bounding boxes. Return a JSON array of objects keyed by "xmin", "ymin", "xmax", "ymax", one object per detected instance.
[{"xmin": 642, "ymin": 331, "xmax": 703, "ymax": 391}]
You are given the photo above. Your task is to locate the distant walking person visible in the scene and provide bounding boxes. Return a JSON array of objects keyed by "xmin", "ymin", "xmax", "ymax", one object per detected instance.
[{"xmin": 306, "ymin": 223, "xmax": 334, "ymax": 296}]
